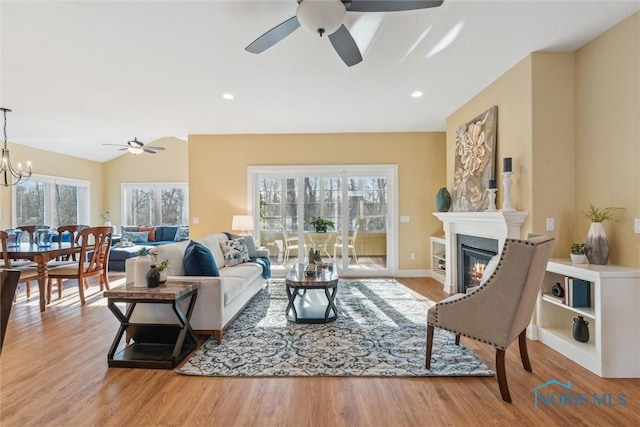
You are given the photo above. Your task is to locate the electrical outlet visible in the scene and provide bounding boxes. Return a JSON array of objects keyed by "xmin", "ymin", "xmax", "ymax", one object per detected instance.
[
  {"xmin": 546, "ymin": 218, "xmax": 555, "ymax": 231},
  {"xmin": 410, "ymin": 253, "xmax": 416, "ymax": 260},
  {"xmin": 634, "ymin": 218, "xmax": 640, "ymax": 234},
  {"xmin": 192, "ymin": 216, "xmax": 200, "ymax": 224}
]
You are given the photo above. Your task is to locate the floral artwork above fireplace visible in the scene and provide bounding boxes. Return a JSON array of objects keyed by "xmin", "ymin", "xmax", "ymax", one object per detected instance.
[{"xmin": 453, "ymin": 106, "xmax": 497, "ymax": 212}]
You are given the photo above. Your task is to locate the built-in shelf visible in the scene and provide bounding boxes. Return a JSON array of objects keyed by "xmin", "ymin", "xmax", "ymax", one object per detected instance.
[
  {"xmin": 430, "ymin": 236, "xmax": 445, "ymax": 285},
  {"xmin": 536, "ymin": 259, "xmax": 640, "ymax": 378}
]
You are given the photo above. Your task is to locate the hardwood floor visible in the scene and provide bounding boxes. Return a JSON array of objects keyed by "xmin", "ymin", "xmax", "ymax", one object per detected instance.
[{"xmin": 1, "ymin": 276, "xmax": 639, "ymax": 426}]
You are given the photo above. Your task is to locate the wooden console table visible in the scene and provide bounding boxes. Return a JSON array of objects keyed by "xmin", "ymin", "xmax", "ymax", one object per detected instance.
[{"xmin": 104, "ymin": 281, "xmax": 199, "ymax": 369}]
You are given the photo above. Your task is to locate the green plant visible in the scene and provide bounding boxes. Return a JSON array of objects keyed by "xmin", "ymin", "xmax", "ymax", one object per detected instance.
[
  {"xmin": 137, "ymin": 247, "xmax": 151, "ymax": 256},
  {"xmin": 149, "ymin": 250, "xmax": 170, "ymax": 271},
  {"xmin": 570, "ymin": 243, "xmax": 585, "ymax": 255},
  {"xmin": 101, "ymin": 210, "xmax": 110, "ymax": 221},
  {"xmin": 309, "ymin": 216, "xmax": 335, "ymax": 231},
  {"xmin": 581, "ymin": 204, "xmax": 623, "ymax": 223}
]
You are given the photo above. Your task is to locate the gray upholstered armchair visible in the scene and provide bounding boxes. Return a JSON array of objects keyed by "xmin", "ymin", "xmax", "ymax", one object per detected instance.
[{"xmin": 425, "ymin": 235, "xmax": 554, "ymax": 403}]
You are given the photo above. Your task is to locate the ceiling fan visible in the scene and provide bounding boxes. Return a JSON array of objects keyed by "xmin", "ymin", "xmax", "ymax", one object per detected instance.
[
  {"xmin": 245, "ymin": 0, "xmax": 444, "ymax": 67},
  {"xmin": 103, "ymin": 137, "xmax": 165, "ymax": 155}
]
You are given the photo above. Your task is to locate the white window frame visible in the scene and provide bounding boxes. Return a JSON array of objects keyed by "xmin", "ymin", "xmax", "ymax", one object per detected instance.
[
  {"xmin": 121, "ymin": 182, "xmax": 189, "ymax": 226},
  {"xmin": 11, "ymin": 173, "xmax": 90, "ymax": 227},
  {"xmin": 248, "ymin": 165, "xmax": 398, "ymax": 276}
]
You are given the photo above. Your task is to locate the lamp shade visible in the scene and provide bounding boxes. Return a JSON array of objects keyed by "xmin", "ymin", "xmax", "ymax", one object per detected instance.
[
  {"xmin": 297, "ymin": 0, "xmax": 346, "ymax": 36},
  {"xmin": 232, "ymin": 215, "xmax": 254, "ymax": 233}
]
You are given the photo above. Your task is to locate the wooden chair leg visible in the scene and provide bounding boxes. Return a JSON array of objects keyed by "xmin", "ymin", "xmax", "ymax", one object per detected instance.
[
  {"xmin": 425, "ymin": 324, "xmax": 434, "ymax": 369},
  {"xmin": 46, "ymin": 279, "xmax": 52, "ymax": 304},
  {"xmin": 455, "ymin": 334, "xmax": 460, "ymax": 346},
  {"xmin": 496, "ymin": 348, "xmax": 512, "ymax": 403},
  {"xmin": 518, "ymin": 330, "xmax": 532, "ymax": 372},
  {"xmin": 26, "ymin": 282, "xmax": 31, "ymax": 299},
  {"xmin": 57, "ymin": 279, "xmax": 63, "ymax": 300},
  {"xmin": 78, "ymin": 278, "xmax": 86, "ymax": 305}
]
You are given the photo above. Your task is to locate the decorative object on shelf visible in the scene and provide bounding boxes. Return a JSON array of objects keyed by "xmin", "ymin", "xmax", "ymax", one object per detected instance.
[
  {"xmin": 453, "ymin": 106, "xmax": 498, "ymax": 212},
  {"xmin": 503, "ymin": 157, "xmax": 512, "ymax": 172},
  {"xmin": 435, "ymin": 187, "xmax": 451, "ymax": 212},
  {"xmin": 146, "ymin": 265, "xmax": 160, "ymax": 288},
  {"xmin": 309, "ymin": 216, "xmax": 334, "ymax": 233},
  {"xmin": 150, "ymin": 250, "xmax": 170, "ymax": 284},
  {"xmin": 485, "ymin": 186, "xmax": 497, "ymax": 212},
  {"xmin": 134, "ymin": 247, "xmax": 152, "ymax": 288},
  {"xmin": 570, "ymin": 243, "xmax": 587, "ymax": 264},
  {"xmin": 572, "ymin": 316, "xmax": 589, "ymax": 343},
  {"xmin": 500, "ymin": 170, "xmax": 516, "ymax": 212},
  {"xmin": 581, "ymin": 204, "xmax": 623, "ymax": 265},
  {"xmin": 0, "ymin": 107, "xmax": 32, "ymax": 187},
  {"xmin": 551, "ymin": 283, "xmax": 564, "ymax": 298},
  {"xmin": 5, "ymin": 229, "xmax": 22, "ymax": 247},
  {"xmin": 314, "ymin": 250, "xmax": 321, "ymax": 263}
]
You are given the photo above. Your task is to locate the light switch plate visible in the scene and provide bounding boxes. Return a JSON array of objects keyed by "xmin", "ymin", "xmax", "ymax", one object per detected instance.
[
  {"xmin": 634, "ymin": 218, "xmax": 640, "ymax": 234},
  {"xmin": 400, "ymin": 216, "xmax": 410, "ymax": 223},
  {"xmin": 546, "ymin": 218, "xmax": 555, "ymax": 231},
  {"xmin": 192, "ymin": 216, "xmax": 200, "ymax": 224}
]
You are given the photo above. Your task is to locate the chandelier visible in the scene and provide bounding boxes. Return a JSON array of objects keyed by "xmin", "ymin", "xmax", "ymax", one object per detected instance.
[{"xmin": 0, "ymin": 107, "xmax": 32, "ymax": 187}]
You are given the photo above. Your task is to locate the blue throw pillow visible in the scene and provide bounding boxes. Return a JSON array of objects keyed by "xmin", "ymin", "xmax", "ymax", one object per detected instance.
[
  {"xmin": 183, "ymin": 240, "xmax": 219, "ymax": 276},
  {"xmin": 174, "ymin": 225, "xmax": 190, "ymax": 242},
  {"xmin": 122, "ymin": 230, "xmax": 149, "ymax": 243}
]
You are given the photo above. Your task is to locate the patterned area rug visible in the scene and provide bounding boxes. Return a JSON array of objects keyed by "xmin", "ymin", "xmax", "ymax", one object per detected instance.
[{"xmin": 177, "ymin": 279, "xmax": 494, "ymax": 377}]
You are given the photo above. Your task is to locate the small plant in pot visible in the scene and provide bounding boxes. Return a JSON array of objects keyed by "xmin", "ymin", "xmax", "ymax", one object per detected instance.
[
  {"xmin": 150, "ymin": 250, "xmax": 170, "ymax": 284},
  {"xmin": 570, "ymin": 243, "xmax": 586, "ymax": 264},
  {"xmin": 309, "ymin": 217, "xmax": 335, "ymax": 233}
]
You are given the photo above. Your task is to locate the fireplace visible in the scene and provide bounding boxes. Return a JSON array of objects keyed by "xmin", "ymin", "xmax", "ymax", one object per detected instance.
[{"xmin": 456, "ymin": 234, "xmax": 499, "ymax": 293}]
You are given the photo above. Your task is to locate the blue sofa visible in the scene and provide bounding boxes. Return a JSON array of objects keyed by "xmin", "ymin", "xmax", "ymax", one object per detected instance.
[{"xmin": 108, "ymin": 225, "xmax": 189, "ymax": 271}]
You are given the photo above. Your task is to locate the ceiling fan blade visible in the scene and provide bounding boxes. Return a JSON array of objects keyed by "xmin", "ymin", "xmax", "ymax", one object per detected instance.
[
  {"xmin": 346, "ymin": 0, "xmax": 444, "ymax": 12},
  {"xmin": 328, "ymin": 25, "xmax": 362, "ymax": 67},
  {"xmin": 143, "ymin": 148, "xmax": 158, "ymax": 154},
  {"xmin": 145, "ymin": 146, "xmax": 165, "ymax": 151},
  {"xmin": 102, "ymin": 143, "xmax": 127, "ymax": 147},
  {"xmin": 246, "ymin": 16, "xmax": 300, "ymax": 54}
]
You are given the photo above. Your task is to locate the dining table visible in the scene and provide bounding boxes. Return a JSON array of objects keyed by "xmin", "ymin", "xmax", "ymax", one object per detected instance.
[{"xmin": 7, "ymin": 242, "xmax": 82, "ymax": 312}]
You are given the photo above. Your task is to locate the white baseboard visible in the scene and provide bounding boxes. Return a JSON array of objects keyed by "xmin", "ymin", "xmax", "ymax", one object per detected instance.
[
  {"xmin": 527, "ymin": 324, "xmax": 538, "ymax": 341},
  {"xmin": 395, "ymin": 269, "xmax": 431, "ymax": 277}
]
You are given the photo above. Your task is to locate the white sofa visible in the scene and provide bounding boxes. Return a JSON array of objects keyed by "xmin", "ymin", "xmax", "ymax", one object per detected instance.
[{"xmin": 125, "ymin": 233, "xmax": 268, "ymax": 343}]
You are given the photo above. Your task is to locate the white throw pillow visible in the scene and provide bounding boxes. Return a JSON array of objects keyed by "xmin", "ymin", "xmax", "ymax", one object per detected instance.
[
  {"xmin": 220, "ymin": 238, "xmax": 250, "ymax": 267},
  {"xmin": 480, "ymin": 255, "xmax": 500, "ymax": 286}
]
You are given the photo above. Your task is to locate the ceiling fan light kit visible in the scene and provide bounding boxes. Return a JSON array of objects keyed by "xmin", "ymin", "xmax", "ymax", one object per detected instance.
[
  {"xmin": 297, "ymin": 0, "xmax": 346, "ymax": 37},
  {"xmin": 103, "ymin": 137, "xmax": 166, "ymax": 155},
  {"xmin": 245, "ymin": 0, "xmax": 444, "ymax": 67}
]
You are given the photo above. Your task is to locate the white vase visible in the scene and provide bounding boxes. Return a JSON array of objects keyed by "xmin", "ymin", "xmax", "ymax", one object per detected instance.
[
  {"xmin": 134, "ymin": 255, "xmax": 152, "ymax": 287},
  {"xmin": 585, "ymin": 222, "xmax": 610, "ymax": 265}
]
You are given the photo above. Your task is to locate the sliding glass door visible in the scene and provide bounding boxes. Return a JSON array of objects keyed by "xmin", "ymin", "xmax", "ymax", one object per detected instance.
[{"xmin": 249, "ymin": 165, "xmax": 397, "ymax": 277}]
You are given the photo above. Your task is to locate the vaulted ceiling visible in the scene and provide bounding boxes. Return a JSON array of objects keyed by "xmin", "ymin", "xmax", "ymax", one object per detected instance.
[{"xmin": 2, "ymin": 0, "xmax": 638, "ymax": 162}]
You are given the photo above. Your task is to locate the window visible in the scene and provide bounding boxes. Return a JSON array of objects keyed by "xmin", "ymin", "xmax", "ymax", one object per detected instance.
[
  {"xmin": 13, "ymin": 174, "xmax": 90, "ymax": 227},
  {"xmin": 122, "ymin": 182, "xmax": 188, "ymax": 226}
]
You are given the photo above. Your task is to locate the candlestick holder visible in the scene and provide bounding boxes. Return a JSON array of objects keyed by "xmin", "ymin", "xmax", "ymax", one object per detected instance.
[
  {"xmin": 500, "ymin": 172, "xmax": 516, "ymax": 211},
  {"xmin": 485, "ymin": 188, "xmax": 497, "ymax": 212}
]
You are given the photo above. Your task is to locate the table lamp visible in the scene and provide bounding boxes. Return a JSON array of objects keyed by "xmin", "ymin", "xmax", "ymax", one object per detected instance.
[{"xmin": 232, "ymin": 215, "xmax": 254, "ymax": 235}]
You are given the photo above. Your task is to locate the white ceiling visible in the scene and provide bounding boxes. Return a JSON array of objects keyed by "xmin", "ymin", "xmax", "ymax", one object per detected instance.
[{"xmin": 1, "ymin": 0, "xmax": 638, "ymax": 163}]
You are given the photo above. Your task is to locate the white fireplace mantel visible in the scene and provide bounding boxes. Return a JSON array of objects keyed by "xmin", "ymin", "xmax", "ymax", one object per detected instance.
[{"xmin": 433, "ymin": 211, "xmax": 528, "ymax": 294}]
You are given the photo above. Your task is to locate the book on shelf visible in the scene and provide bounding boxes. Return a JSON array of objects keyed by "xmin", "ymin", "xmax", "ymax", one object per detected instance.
[
  {"xmin": 542, "ymin": 292, "xmax": 564, "ymax": 304},
  {"xmin": 564, "ymin": 277, "xmax": 591, "ymax": 308}
]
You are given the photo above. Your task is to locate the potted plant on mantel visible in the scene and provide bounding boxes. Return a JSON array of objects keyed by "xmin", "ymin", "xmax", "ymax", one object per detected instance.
[
  {"xmin": 309, "ymin": 217, "xmax": 335, "ymax": 233},
  {"xmin": 569, "ymin": 243, "xmax": 586, "ymax": 264},
  {"xmin": 581, "ymin": 204, "xmax": 623, "ymax": 265}
]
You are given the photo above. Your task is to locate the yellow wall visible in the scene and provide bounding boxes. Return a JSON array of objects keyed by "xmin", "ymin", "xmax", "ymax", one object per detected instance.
[
  {"xmin": 0, "ymin": 142, "xmax": 104, "ymax": 228},
  {"xmin": 446, "ymin": 12, "xmax": 639, "ymax": 267},
  {"xmin": 188, "ymin": 133, "xmax": 446, "ymax": 271},
  {"xmin": 574, "ymin": 12, "xmax": 640, "ymax": 268},
  {"xmin": 446, "ymin": 56, "xmax": 534, "ymax": 234},
  {"xmin": 103, "ymin": 137, "xmax": 189, "ymax": 227}
]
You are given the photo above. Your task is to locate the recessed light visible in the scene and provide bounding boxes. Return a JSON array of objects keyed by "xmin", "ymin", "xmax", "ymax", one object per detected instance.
[
  {"xmin": 222, "ymin": 93, "xmax": 234, "ymax": 100},
  {"xmin": 411, "ymin": 91, "xmax": 423, "ymax": 98}
]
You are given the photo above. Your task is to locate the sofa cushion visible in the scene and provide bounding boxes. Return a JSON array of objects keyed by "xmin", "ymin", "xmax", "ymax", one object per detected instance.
[
  {"xmin": 183, "ymin": 241, "xmax": 220, "ymax": 276},
  {"xmin": 219, "ymin": 262, "xmax": 263, "ymax": 304},
  {"xmin": 220, "ymin": 238, "xmax": 250, "ymax": 267},
  {"xmin": 174, "ymin": 226, "xmax": 190, "ymax": 241},
  {"xmin": 122, "ymin": 230, "xmax": 149, "ymax": 243},
  {"xmin": 139, "ymin": 226, "xmax": 156, "ymax": 242},
  {"xmin": 196, "ymin": 234, "xmax": 227, "ymax": 268},
  {"xmin": 226, "ymin": 233, "xmax": 258, "ymax": 258},
  {"xmin": 155, "ymin": 226, "xmax": 177, "ymax": 242},
  {"xmin": 150, "ymin": 240, "xmax": 190, "ymax": 276}
]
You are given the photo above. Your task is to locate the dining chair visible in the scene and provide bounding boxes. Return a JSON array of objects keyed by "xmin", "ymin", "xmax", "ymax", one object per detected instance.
[
  {"xmin": 55, "ymin": 225, "xmax": 89, "ymax": 261},
  {"xmin": 46, "ymin": 226, "xmax": 113, "ymax": 305},
  {"xmin": 0, "ymin": 231, "xmax": 39, "ymax": 301},
  {"xmin": 425, "ymin": 235, "xmax": 554, "ymax": 403},
  {"xmin": 282, "ymin": 226, "xmax": 305, "ymax": 263},
  {"xmin": 17, "ymin": 225, "xmax": 50, "ymax": 244},
  {"xmin": 333, "ymin": 223, "xmax": 359, "ymax": 263}
]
